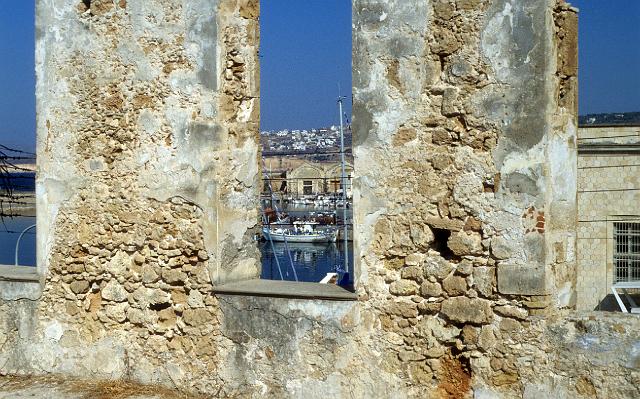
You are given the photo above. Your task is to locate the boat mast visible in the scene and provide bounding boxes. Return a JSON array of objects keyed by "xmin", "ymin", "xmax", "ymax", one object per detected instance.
[
  {"xmin": 261, "ymin": 158, "xmax": 298, "ymax": 282},
  {"xmin": 337, "ymin": 96, "xmax": 349, "ymax": 278}
]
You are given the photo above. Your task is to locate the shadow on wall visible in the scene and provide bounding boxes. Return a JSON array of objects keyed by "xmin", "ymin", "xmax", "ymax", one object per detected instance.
[{"xmin": 595, "ymin": 294, "xmax": 639, "ymax": 312}]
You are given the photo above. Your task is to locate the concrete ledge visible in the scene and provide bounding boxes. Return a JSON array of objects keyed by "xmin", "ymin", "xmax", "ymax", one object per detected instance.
[
  {"xmin": 214, "ymin": 279, "xmax": 357, "ymax": 301},
  {"xmin": 0, "ymin": 265, "xmax": 39, "ymax": 282},
  {"xmin": 0, "ymin": 266, "xmax": 42, "ymax": 300}
]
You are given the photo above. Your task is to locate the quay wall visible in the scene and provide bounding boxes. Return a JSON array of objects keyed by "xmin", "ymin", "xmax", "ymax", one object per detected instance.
[{"xmin": 1, "ymin": 1, "xmax": 639, "ymax": 398}]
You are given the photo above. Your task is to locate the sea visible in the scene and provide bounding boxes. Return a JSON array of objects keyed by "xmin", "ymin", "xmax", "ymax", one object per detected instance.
[
  {"xmin": 259, "ymin": 240, "xmax": 353, "ymax": 283},
  {"xmin": 3, "ymin": 172, "xmax": 36, "ymax": 192},
  {"xmin": 0, "ymin": 171, "xmax": 37, "ymax": 267},
  {"xmin": 0, "ymin": 216, "xmax": 37, "ymax": 267}
]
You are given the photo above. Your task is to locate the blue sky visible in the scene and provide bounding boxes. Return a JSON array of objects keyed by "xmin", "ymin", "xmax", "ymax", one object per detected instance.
[
  {"xmin": 0, "ymin": 1, "xmax": 35, "ymax": 151},
  {"xmin": 260, "ymin": 0, "xmax": 352, "ymax": 131},
  {"xmin": 571, "ymin": 0, "xmax": 640, "ymax": 115},
  {"xmin": 0, "ymin": 1, "xmax": 638, "ymax": 151}
]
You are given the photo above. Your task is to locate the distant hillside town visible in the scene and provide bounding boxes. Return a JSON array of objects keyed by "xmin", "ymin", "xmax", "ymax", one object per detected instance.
[
  {"xmin": 579, "ymin": 111, "xmax": 640, "ymax": 126},
  {"xmin": 260, "ymin": 125, "xmax": 352, "ymax": 163}
]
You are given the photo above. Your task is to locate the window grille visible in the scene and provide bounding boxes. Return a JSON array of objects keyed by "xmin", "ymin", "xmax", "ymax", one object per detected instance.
[{"xmin": 613, "ymin": 222, "xmax": 640, "ymax": 282}]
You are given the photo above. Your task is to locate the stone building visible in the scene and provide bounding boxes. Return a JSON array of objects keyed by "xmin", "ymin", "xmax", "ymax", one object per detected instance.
[
  {"xmin": 576, "ymin": 124, "xmax": 640, "ymax": 310},
  {"xmin": 287, "ymin": 161, "xmax": 325, "ymax": 195},
  {"xmin": 286, "ymin": 161, "xmax": 354, "ymax": 196},
  {"xmin": 0, "ymin": 1, "xmax": 638, "ymax": 398},
  {"xmin": 324, "ymin": 162, "xmax": 354, "ymax": 195}
]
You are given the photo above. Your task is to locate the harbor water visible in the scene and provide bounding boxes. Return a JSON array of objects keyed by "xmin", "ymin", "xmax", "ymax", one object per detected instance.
[
  {"xmin": 0, "ymin": 216, "xmax": 36, "ymax": 266},
  {"xmin": 259, "ymin": 240, "xmax": 353, "ymax": 283},
  {"xmin": 259, "ymin": 202, "xmax": 354, "ymax": 284}
]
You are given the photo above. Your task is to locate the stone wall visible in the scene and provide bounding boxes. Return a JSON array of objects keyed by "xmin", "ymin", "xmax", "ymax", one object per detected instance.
[
  {"xmin": 1, "ymin": 0, "xmax": 639, "ymax": 398},
  {"xmin": 3, "ymin": 0, "xmax": 261, "ymax": 393},
  {"xmin": 34, "ymin": 0, "xmax": 261, "ymax": 286},
  {"xmin": 576, "ymin": 125, "xmax": 640, "ymax": 310},
  {"xmin": 353, "ymin": 0, "xmax": 579, "ymax": 310}
]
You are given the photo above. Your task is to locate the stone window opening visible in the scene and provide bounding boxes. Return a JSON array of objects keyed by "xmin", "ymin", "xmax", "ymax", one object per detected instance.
[
  {"xmin": 0, "ymin": 0, "xmax": 40, "ymax": 299},
  {"xmin": 213, "ymin": 0, "xmax": 356, "ymax": 300}
]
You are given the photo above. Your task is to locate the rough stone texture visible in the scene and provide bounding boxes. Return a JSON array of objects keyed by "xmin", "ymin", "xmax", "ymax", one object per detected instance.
[
  {"xmin": 441, "ymin": 297, "xmax": 493, "ymax": 325},
  {"xmin": 1, "ymin": 1, "xmax": 638, "ymax": 398},
  {"xmin": 2, "ymin": 0, "xmax": 260, "ymax": 395},
  {"xmin": 353, "ymin": 0, "xmax": 578, "ymax": 312},
  {"xmin": 35, "ymin": 0, "xmax": 260, "ymax": 286},
  {"xmin": 575, "ymin": 125, "xmax": 640, "ymax": 310},
  {"xmin": 0, "ymin": 375, "xmax": 204, "ymax": 399}
]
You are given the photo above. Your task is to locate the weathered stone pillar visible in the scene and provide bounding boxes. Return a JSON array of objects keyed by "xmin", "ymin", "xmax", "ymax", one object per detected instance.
[
  {"xmin": 353, "ymin": 0, "xmax": 578, "ymax": 312},
  {"xmin": 3, "ymin": 0, "xmax": 260, "ymax": 390},
  {"xmin": 36, "ymin": 0, "xmax": 261, "ymax": 287}
]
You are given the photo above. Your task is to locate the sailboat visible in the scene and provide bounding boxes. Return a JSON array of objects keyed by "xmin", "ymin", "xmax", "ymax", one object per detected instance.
[{"xmin": 262, "ymin": 221, "xmax": 338, "ymax": 243}]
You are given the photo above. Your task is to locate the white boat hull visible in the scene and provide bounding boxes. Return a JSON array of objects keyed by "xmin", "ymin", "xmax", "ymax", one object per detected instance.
[{"xmin": 262, "ymin": 228, "xmax": 337, "ymax": 243}]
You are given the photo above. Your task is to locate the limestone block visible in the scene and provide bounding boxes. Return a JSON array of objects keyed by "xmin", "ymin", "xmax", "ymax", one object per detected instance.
[
  {"xmin": 418, "ymin": 316, "xmax": 461, "ymax": 343},
  {"xmin": 157, "ymin": 308, "xmax": 177, "ymax": 329},
  {"xmin": 472, "ymin": 267, "xmax": 495, "ymax": 297},
  {"xmin": 389, "ymin": 279, "xmax": 419, "ymax": 296},
  {"xmin": 490, "ymin": 236, "xmax": 513, "ymax": 260},
  {"xmin": 418, "ymin": 301, "xmax": 441, "ymax": 315},
  {"xmin": 105, "ymin": 303, "xmax": 129, "ymax": 322},
  {"xmin": 499, "ymin": 318, "xmax": 522, "ymax": 333},
  {"xmin": 405, "ymin": 253, "xmax": 425, "ymax": 266},
  {"xmin": 69, "ymin": 280, "xmax": 90, "ymax": 294},
  {"xmin": 182, "ymin": 308, "xmax": 214, "ymax": 327},
  {"xmin": 106, "ymin": 250, "xmax": 131, "ymax": 276},
  {"xmin": 141, "ymin": 266, "xmax": 159, "ymax": 284},
  {"xmin": 426, "ymin": 217, "xmax": 464, "ymax": 232},
  {"xmin": 101, "ymin": 280, "xmax": 128, "ymax": 302},
  {"xmin": 441, "ymin": 297, "xmax": 493, "ymax": 325},
  {"xmin": 399, "ymin": 350, "xmax": 426, "ymax": 362},
  {"xmin": 424, "ymin": 256, "xmax": 454, "ymax": 280},
  {"xmin": 161, "ymin": 269, "xmax": 187, "ymax": 285},
  {"xmin": 187, "ymin": 290, "xmax": 205, "ymax": 308},
  {"xmin": 497, "ymin": 264, "xmax": 551, "ymax": 295},
  {"xmin": 385, "ymin": 300, "xmax": 419, "ymax": 319},
  {"xmin": 410, "ymin": 223, "xmax": 434, "ymax": 248},
  {"xmin": 462, "ymin": 325, "xmax": 479, "ymax": 345},
  {"xmin": 441, "ymin": 87, "xmax": 462, "ymax": 116},
  {"xmin": 126, "ymin": 308, "xmax": 145, "ymax": 325},
  {"xmin": 448, "ymin": 231, "xmax": 483, "ymax": 256},
  {"xmin": 0, "ymin": 281, "xmax": 42, "ymax": 300},
  {"xmin": 456, "ymin": 260, "xmax": 473, "ymax": 276},
  {"xmin": 494, "ymin": 305, "xmax": 528, "ymax": 320},
  {"xmin": 401, "ymin": 266, "xmax": 424, "ymax": 282},
  {"xmin": 442, "ymin": 275, "xmax": 467, "ymax": 296},
  {"xmin": 420, "ymin": 281, "xmax": 442, "ymax": 298},
  {"xmin": 149, "ymin": 289, "xmax": 171, "ymax": 306},
  {"xmin": 478, "ymin": 325, "xmax": 497, "ymax": 351}
]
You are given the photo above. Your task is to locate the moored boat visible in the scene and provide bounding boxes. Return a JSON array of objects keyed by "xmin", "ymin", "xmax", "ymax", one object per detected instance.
[{"xmin": 262, "ymin": 222, "xmax": 338, "ymax": 243}]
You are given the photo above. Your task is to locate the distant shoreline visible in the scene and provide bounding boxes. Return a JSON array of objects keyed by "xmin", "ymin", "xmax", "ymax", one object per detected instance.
[{"xmin": 0, "ymin": 189, "xmax": 35, "ymax": 217}]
